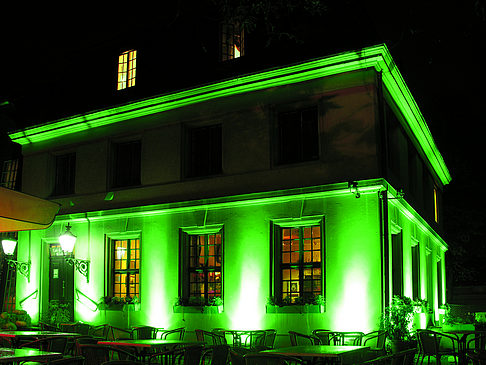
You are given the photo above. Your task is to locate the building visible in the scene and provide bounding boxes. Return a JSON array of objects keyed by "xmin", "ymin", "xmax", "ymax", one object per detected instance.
[{"xmin": 6, "ymin": 21, "xmax": 450, "ymax": 338}]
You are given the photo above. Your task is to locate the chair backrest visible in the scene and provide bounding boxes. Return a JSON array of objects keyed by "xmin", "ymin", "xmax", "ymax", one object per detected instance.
[
  {"xmin": 202, "ymin": 344, "xmax": 230, "ymax": 365},
  {"xmin": 334, "ymin": 331, "xmax": 365, "ymax": 346},
  {"xmin": 359, "ymin": 348, "xmax": 416, "ymax": 365},
  {"xmin": 74, "ymin": 322, "xmax": 92, "ymax": 335},
  {"xmin": 90, "ymin": 324, "xmax": 111, "ymax": 339},
  {"xmin": 288, "ymin": 331, "xmax": 320, "ymax": 346},
  {"xmin": 149, "ymin": 346, "xmax": 202, "ymax": 365},
  {"xmin": 74, "ymin": 335, "xmax": 100, "ymax": 355},
  {"xmin": 108, "ymin": 326, "xmax": 133, "ymax": 340},
  {"xmin": 158, "ymin": 327, "xmax": 185, "ymax": 340},
  {"xmin": 39, "ymin": 321, "xmax": 58, "ymax": 331},
  {"xmin": 195, "ymin": 329, "xmax": 227, "ymax": 345},
  {"xmin": 79, "ymin": 344, "xmax": 136, "ymax": 365},
  {"xmin": 244, "ymin": 352, "xmax": 304, "ymax": 365},
  {"xmin": 132, "ymin": 326, "xmax": 158, "ymax": 339},
  {"xmin": 230, "ymin": 348, "xmax": 253, "ymax": 365},
  {"xmin": 264, "ymin": 330, "xmax": 277, "ymax": 348},
  {"xmin": 363, "ymin": 331, "xmax": 387, "ymax": 351},
  {"xmin": 312, "ymin": 330, "xmax": 334, "ymax": 345},
  {"xmin": 19, "ymin": 336, "xmax": 69, "ymax": 354},
  {"xmin": 467, "ymin": 332, "xmax": 486, "ymax": 353},
  {"xmin": 417, "ymin": 329, "xmax": 458, "ymax": 358}
]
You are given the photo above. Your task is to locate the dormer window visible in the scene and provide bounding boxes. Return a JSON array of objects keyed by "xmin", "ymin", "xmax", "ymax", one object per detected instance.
[
  {"xmin": 117, "ymin": 50, "xmax": 137, "ymax": 90},
  {"xmin": 221, "ymin": 22, "xmax": 244, "ymax": 61}
]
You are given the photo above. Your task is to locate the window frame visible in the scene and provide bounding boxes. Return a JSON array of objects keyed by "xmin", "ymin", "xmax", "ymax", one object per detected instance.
[
  {"xmin": 271, "ymin": 217, "xmax": 324, "ymax": 306},
  {"xmin": 220, "ymin": 21, "xmax": 244, "ymax": 61},
  {"xmin": 184, "ymin": 123, "xmax": 222, "ymax": 179},
  {"xmin": 179, "ymin": 225, "xmax": 224, "ymax": 306},
  {"xmin": 52, "ymin": 152, "xmax": 76, "ymax": 196},
  {"xmin": 110, "ymin": 139, "xmax": 141, "ymax": 189},
  {"xmin": 105, "ymin": 232, "xmax": 141, "ymax": 301},
  {"xmin": 117, "ymin": 49, "xmax": 137, "ymax": 91}
]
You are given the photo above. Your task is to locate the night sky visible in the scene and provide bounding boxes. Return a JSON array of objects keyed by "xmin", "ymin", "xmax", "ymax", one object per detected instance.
[{"xmin": 1, "ymin": 2, "xmax": 485, "ymax": 285}]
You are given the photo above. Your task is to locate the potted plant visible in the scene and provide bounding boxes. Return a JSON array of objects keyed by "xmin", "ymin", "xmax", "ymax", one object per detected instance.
[{"xmin": 382, "ymin": 295, "xmax": 417, "ymax": 353}]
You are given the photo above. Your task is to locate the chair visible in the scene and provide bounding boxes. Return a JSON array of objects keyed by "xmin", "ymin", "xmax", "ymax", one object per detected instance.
[
  {"xmin": 59, "ymin": 323, "xmax": 77, "ymax": 333},
  {"xmin": 359, "ymin": 348, "xmax": 416, "ymax": 365},
  {"xmin": 73, "ymin": 335, "xmax": 100, "ymax": 355},
  {"xmin": 74, "ymin": 322, "xmax": 92, "ymax": 335},
  {"xmin": 149, "ymin": 344, "xmax": 204, "ymax": 365},
  {"xmin": 244, "ymin": 352, "xmax": 304, "ymax": 365},
  {"xmin": 466, "ymin": 333, "xmax": 486, "ymax": 365},
  {"xmin": 362, "ymin": 331, "xmax": 387, "ymax": 356},
  {"xmin": 101, "ymin": 361, "xmax": 144, "ymax": 365},
  {"xmin": 288, "ymin": 331, "xmax": 320, "ymax": 346},
  {"xmin": 90, "ymin": 324, "xmax": 111, "ymax": 339},
  {"xmin": 48, "ymin": 356, "xmax": 86, "ymax": 365},
  {"xmin": 157, "ymin": 327, "xmax": 185, "ymax": 340},
  {"xmin": 201, "ymin": 344, "xmax": 230, "ymax": 365},
  {"xmin": 312, "ymin": 329, "xmax": 335, "ymax": 345},
  {"xmin": 332, "ymin": 331, "xmax": 365, "ymax": 345},
  {"xmin": 108, "ymin": 326, "xmax": 133, "ymax": 340},
  {"xmin": 264, "ymin": 329, "xmax": 277, "ymax": 349},
  {"xmin": 416, "ymin": 329, "xmax": 459, "ymax": 365},
  {"xmin": 132, "ymin": 326, "xmax": 158, "ymax": 339},
  {"xmin": 195, "ymin": 329, "xmax": 227, "ymax": 345},
  {"xmin": 19, "ymin": 336, "xmax": 69, "ymax": 355},
  {"xmin": 78, "ymin": 344, "xmax": 138, "ymax": 365},
  {"xmin": 39, "ymin": 321, "xmax": 58, "ymax": 331},
  {"xmin": 230, "ymin": 347, "xmax": 253, "ymax": 365}
]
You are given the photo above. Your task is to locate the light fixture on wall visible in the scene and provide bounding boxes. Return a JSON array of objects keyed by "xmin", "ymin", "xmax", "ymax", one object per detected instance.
[
  {"xmin": 59, "ymin": 224, "xmax": 90, "ymax": 283},
  {"xmin": 1, "ymin": 237, "xmax": 31, "ymax": 281},
  {"xmin": 348, "ymin": 181, "xmax": 361, "ymax": 198}
]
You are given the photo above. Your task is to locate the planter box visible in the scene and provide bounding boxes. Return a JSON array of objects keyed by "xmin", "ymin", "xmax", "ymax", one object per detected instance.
[
  {"xmin": 173, "ymin": 305, "xmax": 223, "ymax": 314},
  {"xmin": 98, "ymin": 303, "xmax": 140, "ymax": 312},
  {"xmin": 266, "ymin": 304, "xmax": 324, "ymax": 314}
]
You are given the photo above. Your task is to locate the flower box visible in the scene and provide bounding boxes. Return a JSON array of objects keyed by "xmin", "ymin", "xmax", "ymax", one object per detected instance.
[
  {"xmin": 266, "ymin": 304, "xmax": 324, "ymax": 314},
  {"xmin": 173, "ymin": 305, "xmax": 223, "ymax": 314}
]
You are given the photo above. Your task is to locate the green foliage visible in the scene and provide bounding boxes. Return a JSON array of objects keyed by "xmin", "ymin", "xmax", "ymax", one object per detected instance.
[
  {"xmin": 382, "ymin": 296, "xmax": 416, "ymax": 342},
  {"xmin": 42, "ymin": 301, "xmax": 71, "ymax": 325},
  {"xmin": 0, "ymin": 309, "xmax": 32, "ymax": 329}
]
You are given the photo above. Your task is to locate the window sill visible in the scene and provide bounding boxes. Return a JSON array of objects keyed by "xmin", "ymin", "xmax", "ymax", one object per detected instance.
[
  {"xmin": 173, "ymin": 305, "xmax": 223, "ymax": 314},
  {"xmin": 266, "ymin": 304, "xmax": 324, "ymax": 314},
  {"xmin": 98, "ymin": 303, "xmax": 140, "ymax": 312}
]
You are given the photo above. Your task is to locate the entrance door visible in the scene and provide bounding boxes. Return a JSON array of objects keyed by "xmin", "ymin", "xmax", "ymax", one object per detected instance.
[{"xmin": 49, "ymin": 244, "xmax": 74, "ymax": 322}]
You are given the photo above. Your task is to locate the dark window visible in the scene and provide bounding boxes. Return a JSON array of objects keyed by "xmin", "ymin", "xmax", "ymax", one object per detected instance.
[
  {"xmin": 221, "ymin": 22, "xmax": 244, "ymax": 61},
  {"xmin": 53, "ymin": 153, "xmax": 76, "ymax": 196},
  {"xmin": 112, "ymin": 140, "xmax": 141, "ymax": 188},
  {"xmin": 277, "ymin": 107, "xmax": 319, "ymax": 165},
  {"xmin": 411, "ymin": 243, "xmax": 420, "ymax": 300},
  {"xmin": 437, "ymin": 260, "xmax": 443, "ymax": 306},
  {"xmin": 186, "ymin": 125, "xmax": 222, "ymax": 178},
  {"xmin": 1, "ymin": 159, "xmax": 19, "ymax": 189},
  {"xmin": 391, "ymin": 232, "xmax": 403, "ymax": 296},
  {"xmin": 273, "ymin": 223, "xmax": 323, "ymax": 304},
  {"xmin": 180, "ymin": 230, "xmax": 223, "ymax": 305},
  {"xmin": 112, "ymin": 238, "xmax": 140, "ymax": 299}
]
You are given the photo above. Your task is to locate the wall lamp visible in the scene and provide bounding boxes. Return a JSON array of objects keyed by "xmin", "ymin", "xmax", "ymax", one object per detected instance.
[
  {"xmin": 1, "ymin": 238, "xmax": 31, "ymax": 281},
  {"xmin": 59, "ymin": 224, "xmax": 90, "ymax": 283},
  {"xmin": 348, "ymin": 181, "xmax": 361, "ymax": 198}
]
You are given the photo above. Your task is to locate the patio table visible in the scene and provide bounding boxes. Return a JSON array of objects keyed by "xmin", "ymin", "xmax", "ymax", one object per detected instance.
[
  {"xmin": 0, "ymin": 346, "xmax": 63, "ymax": 363},
  {"xmin": 442, "ymin": 330, "xmax": 484, "ymax": 365},
  {"xmin": 262, "ymin": 345, "xmax": 370, "ymax": 364},
  {"xmin": 0, "ymin": 330, "xmax": 82, "ymax": 348}
]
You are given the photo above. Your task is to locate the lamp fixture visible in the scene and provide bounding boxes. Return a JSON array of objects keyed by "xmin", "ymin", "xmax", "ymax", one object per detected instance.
[
  {"xmin": 1, "ymin": 238, "xmax": 31, "ymax": 281},
  {"xmin": 348, "ymin": 181, "xmax": 361, "ymax": 198},
  {"xmin": 59, "ymin": 224, "xmax": 90, "ymax": 283}
]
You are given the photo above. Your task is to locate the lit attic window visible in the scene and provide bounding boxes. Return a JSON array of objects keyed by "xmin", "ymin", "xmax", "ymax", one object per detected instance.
[
  {"xmin": 221, "ymin": 22, "xmax": 244, "ymax": 61},
  {"xmin": 117, "ymin": 49, "xmax": 137, "ymax": 90}
]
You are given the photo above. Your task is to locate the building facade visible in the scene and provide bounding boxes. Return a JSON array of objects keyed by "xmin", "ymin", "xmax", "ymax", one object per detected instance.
[{"xmin": 7, "ymin": 44, "xmax": 450, "ymax": 339}]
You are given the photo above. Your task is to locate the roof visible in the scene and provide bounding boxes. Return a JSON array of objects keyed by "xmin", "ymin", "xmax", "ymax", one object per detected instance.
[{"xmin": 7, "ymin": 44, "xmax": 451, "ymax": 185}]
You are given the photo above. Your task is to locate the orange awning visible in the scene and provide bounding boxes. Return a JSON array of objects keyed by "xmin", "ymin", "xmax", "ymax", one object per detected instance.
[{"xmin": 0, "ymin": 187, "xmax": 60, "ymax": 232}]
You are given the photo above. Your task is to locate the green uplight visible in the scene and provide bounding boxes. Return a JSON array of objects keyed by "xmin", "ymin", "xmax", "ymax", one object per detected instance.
[{"xmin": 8, "ymin": 44, "xmax": 450, "ymax": 185}]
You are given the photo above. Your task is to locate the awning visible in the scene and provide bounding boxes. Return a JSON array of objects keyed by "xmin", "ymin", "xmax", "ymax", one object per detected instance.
[{"xmin": 0, "ymin": 187, "xmax": 60, "ymax": 232}]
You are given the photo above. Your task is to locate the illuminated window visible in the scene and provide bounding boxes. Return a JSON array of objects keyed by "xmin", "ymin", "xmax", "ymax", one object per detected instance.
[
  {"xmin": 273, "ymin": 221, "xmax": 323, "ymax": 304},
  {"xmin": 1, "ymin": 159, "xmax": 19, "ymax": 189},
  {"xmin": 180, "ymin": 228, "xmax": 223, "ymax": 305},
  {"xmin": 221, "ymin": 22, "xmax": 244, "ymax": 61},
  {"xmin": 434, "ymin": 187, "xmax": 439, "ymax": 223},
  {"xmin": 117, "ymin": 50, "xmax": 137, "ymax": 90},
  {"xmin": 277, "ymin": 106, "xmax": 319, "ymax": 165},
  {"xmin": 112, "ymin": 238, "xmax": 140, "ymax": 298},
  {"xmin": 185, "ymin": 124, "xmax": 222, "ymax": 178},
  {"xmin": 53, "ymin": 153, "xmax": 76, "ymax": 196},
  {"xmin": 112, "ymin": 140, "xmax": 141, "ymax": 188}
]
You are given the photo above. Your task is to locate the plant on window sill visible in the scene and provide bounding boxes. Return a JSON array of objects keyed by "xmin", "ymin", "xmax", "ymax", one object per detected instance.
[
  {"xmin": 173, "ymin": 296, "xmax": 223, "ymax": 313},
  {"xmin": 266, "ymin": 295, "xmax": 325, "ymax": 313},
  {"xmin": 98, "ymin": 296, "xmax": 140, "ymax": 311}
]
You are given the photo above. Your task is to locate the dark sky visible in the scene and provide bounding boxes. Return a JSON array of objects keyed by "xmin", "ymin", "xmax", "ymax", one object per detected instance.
[{"xmin": 1, "ymin": 2, "xmax": 485, "ymax": 283}]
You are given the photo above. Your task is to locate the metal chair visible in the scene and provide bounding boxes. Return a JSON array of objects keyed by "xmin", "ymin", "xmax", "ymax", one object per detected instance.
[
  {"xmin": 78, "ymin": 344, "xmax": 138, "ymax": 365},
  {"xmin": 264, "ymin": 329, "xmax": 277, "ymax": 349},
  {"xmin": 416, "ymin": 329, "xmax": 459, "ymax": 365},
  {"xmin": 195, "ymin": 329, "xmax": 227, "ymax": 345},
  {"xmin": 74, "ymin": 322, "xmax": 92, "ymax": 335},
  {"xmin": 201, "ymin": 344, "xmax": 230, "ymax": 365},
  {"xmin": 466, "ymin": 332, "xmax": 486, "ymax": 365},
  {"xmin": 312, "ymin": 329, "xmax": 336, "ymax": 345},
  {"xmin": 288, "ymin": 331, "xmax": 320, "ymax": 346},
  {"xmin": 358, "ymin": 348, "xmax": 416, "ymax": 365},
  {"xmin": 362, "ymin": 330, "xmax": 387, "ymax": 355},
  {"xmin": 18, "ymin": 336, "xmax": 69, "ymax": 355},
  {"xmin": 244, "ymin": 352, "xmax": 304, "ymax": 365},
  {"xmin": 157, "ymin": 327, "xmax": 185, "ymax": 340},
  {"xmin": 332, "ymin": 331, "xmax": 365, "ymax": 345},
  {"xmin": 90, "ymin": 324, "xmax": 111, "ymax": 339},
  {"xmin": 73, "ymin": 335, "xmax": 100, "ymax": 355},
  {"xmin": 132, "ymin": 326, "xmax": 158, "ymax": 339},
  {"xmin": 149, "ymin": 344, "xmax": 204, "ymax": 365},
  {"xmin": 108, "ymin": 326, "xmax": 133, "ymax": 340}
]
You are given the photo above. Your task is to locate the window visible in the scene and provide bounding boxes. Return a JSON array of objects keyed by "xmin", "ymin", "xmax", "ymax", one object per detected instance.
[
  {"xmin": 112, "ymin": 140, "xmax": 141, "ymax": 188},
  {"xmin": 272, "ymin": 220, "xmax": 323, "ymax": 304},
  {"xmin": 411, "ymin": 241, "xmax": 420, "ymax": 300},
  {"xmin": 180, "ymin": 227, "xmax": 223, "ymax": 305},
  {"xmin": 185, "ymin": 124, "xmax": 222, "ymax": 178},
  {"xmin": 221, "ymin": 22, "xmax": 244, "ymax": 61},
  {"xmin": 433, "ymin": 187, "xmax": 439, "ymax": 223},
  {"xmin": 117, "ymin": 50, "xmax": 137, "ymax": 90},
  {"xmin": 53, "ymin": 153, "xmax": 76, "ymax": 196},
  {"xmin": 112, "ymin": 238, "xmax": 140, "ymax": 298},
  {"xmin": 391, "ymin": 231, "xmax": 403, "ymax": 296},
  {"xmin": 277, "ymin": 106, "xmax": 319, "ymax": 165},
  {"xmin": 1, "ymin": 159, "xmax": 19, "ymax": 189},
  {"xmin": 437, "ymin": 259, "xmax": 443, "ymax": 306}
]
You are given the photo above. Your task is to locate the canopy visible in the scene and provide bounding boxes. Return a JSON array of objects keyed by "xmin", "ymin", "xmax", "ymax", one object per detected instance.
[{"xmin": 0, "ymin": 187, "xmax": 60, "ymax": 232}]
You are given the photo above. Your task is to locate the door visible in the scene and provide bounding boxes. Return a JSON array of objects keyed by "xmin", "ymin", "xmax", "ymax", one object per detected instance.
[{"xmin": 49, "ymin": 244, "xmax": 74, "ymax": 322}]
